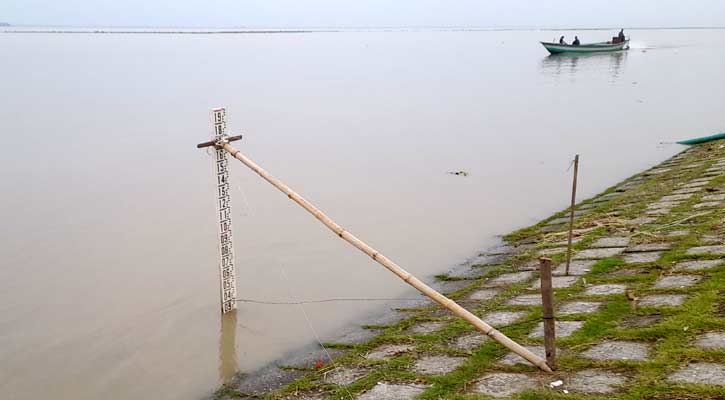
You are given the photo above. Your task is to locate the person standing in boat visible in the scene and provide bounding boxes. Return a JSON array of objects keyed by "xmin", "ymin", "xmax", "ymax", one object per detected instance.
[
  {"xmin": 559, "ymin": 36, "xmax": 567, "ymax": 44},
  {"xmin": 572, "ymin": 36, "xmax": 580, "ymax": 46}
]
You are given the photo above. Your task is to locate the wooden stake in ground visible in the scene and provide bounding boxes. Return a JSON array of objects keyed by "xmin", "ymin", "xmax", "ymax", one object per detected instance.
[
  {"xmin": 564, "ymin": 154, "xmax": 579, "ymax": 276},
  {"xmin": 202, "ymin": 135, "xmax": 553, "ymax": 373},
  {"xmin": 539, "ymin": 257, "xmax": 556, "ymax": 370}
]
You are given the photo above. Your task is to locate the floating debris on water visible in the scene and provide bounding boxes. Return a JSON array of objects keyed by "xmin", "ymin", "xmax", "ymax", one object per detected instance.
[{"xmin": 449, "ymin": 170, "xmax": 469, "ymax": 177}]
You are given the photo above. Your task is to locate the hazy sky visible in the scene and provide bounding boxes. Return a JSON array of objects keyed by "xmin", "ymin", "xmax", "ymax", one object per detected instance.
[{"xmin": 3, "ymin": 0, "xmax": 725, "ymax": 28}]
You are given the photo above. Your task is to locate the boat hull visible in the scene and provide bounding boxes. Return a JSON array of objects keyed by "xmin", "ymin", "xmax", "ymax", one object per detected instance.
[
  {"xmin": 677, "ymin": 133, "xmax": 725, "ymax": 145},
  {"xmin": 541, "ymin": 40, "xmax": 629, "ymax": 54}
]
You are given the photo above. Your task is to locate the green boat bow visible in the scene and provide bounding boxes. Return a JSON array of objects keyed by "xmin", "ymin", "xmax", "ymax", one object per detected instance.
[{"xmin": 677, "ymin": 133, "xmax": 725, "ymax": 145}]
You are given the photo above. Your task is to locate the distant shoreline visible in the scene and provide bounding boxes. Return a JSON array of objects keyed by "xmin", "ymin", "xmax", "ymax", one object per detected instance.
[{"xmin": 3, "ymin": 26, "xmax": 725, "ymax": 35}]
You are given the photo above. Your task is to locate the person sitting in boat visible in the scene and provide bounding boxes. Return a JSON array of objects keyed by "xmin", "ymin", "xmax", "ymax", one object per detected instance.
[
  {"xmin": 559, "ymin": 36, "xmax": 567, "ymax": 44},
  {"xmin": 572, "ymin": 36, "xmax": 580, "ymax": 46},
  {"xmin": 613, "ymin": 29, "xmax": 625, "ymax": 43}
]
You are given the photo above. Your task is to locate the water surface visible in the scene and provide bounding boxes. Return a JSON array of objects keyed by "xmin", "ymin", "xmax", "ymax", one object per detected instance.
[{"xmin": 1, "ymin": 28, "xmax": 723, "ymax": 400}]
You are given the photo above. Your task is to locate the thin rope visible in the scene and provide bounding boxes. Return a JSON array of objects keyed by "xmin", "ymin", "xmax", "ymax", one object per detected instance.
[
  {"xmin": 279, "ymin": 268, "xmax": 354, "ymax": 400},
  {"xmin": 566, "ymin": 158, "xmax": 575, "ymax": 172},
  {"xmin": 235, "ymin": 183, "xmax": 253, "ymax": 217}
]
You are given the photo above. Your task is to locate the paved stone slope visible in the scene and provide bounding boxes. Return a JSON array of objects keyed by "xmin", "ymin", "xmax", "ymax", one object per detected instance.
[{"xmin": 218, "ymin": 141, "xmax": 725, "ymax": 400}]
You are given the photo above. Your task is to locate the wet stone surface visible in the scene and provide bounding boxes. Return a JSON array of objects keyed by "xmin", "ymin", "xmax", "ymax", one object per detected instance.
[
  {"xmin": 430, "ymin": 280, "xmax": 471, "ymax": 295},
  {"xmin": 365, "ymin": 344, "xmax": 416, "ymax": 360},
  {"xmin": 406, "ymin": 321, "xmax": 448, "ymax": 335},
  {"xmin": 667, "ymin": 230, "xmax": 690, "ymax": 237},
  {"xmin": 473, "ymin": 373, "xmax": 539, "ymax": 397},
  {"xmin": 505, "ymin": 294, "xmax": 542, "ymax": 306},
  {"xmin": 605, "ymin": 267, "xmax": 646, "ymax": 277},
  {"xmin": 559, "ymin": 301, "xmax": 603, "ymax": 315},
  {"xmin": 661, "ymin": 194, "xmax": 694, "ymax": 201},
  {"xmin": 538, "ymin": 247, "xmax": 567, "ymax": 256},
  {"xmin": 667, "ymin": 363, "xmax": 725, "ymax": 386},
  {"xmin": 620, "ymin": 217, "xmax": 656, "ymax": 225},
  {"xmin": 330, "ymin": 327, "xmax": 381, "ymax": 345},
  {"xmin": 567, "ymin": 369, "xmax": 627, "ymax": 394},
  {"xmin": 471, "ymin": 253, "xmax": 509, "ymax": 266},
  {"xmin": 653, "ymin": 274, "xmax": 703, "ymax": 288},
  {"xmin": 582, "ymin": 341, "xmax": 650, "ymax": 361},
  {"xmin": 693, "ymin": 201, "xmax": 722, "ymax": 209},
  {"xmin": 393, "ymin": 298, "xmax": 433, "ymax": 310},
  {"xmin": 413, "ymin": 355, "xmax": 466, "ymax": 375},
  {"xmin": 551, "ymin": 236, "xmax": 584, "ymax": 246},
  {"xmin": 356, "ymin": 382, "xmax": 429, "ymax": 400},
  {"xmin": 235, "ymin": 366, "xmax": 305, "ymax": 396},
  {"xmin": 513, "ymin": 259, "xmax": 545, "ymax": 271},
  {"xmin": 450, "ymin": 332, "xmax": 489, "ymax": 351},
  {"xmin": 674, "ymin": 259, "xmax": 723, "ymax": 271},
  {"xmin": 485, "ymin": 271, "xmax": 533, "ymax": 286},
  {"xmin": 465, "ymin": 288, "xmax": 501, "ymax": 301},
  {"xmin": 546, "ymin": 217, "xmax": 572, "ymax": 225},
  {"xmin": 695, "ymin": 332, "xmax": 725, "ymax": 349},
  {"xmin": 280, "ymin": 390, "xmax": 330, "ymax": 400},
  {"xmin": 445, "ymin": 265, "xmax": 490, "ymax": 279},
  {"xmin": 482, "ymin": 311, "xmax": 527, "ymax": 327},
  {"xmin": 702, "ymin": 193, "xmax": 725, "ymax": 201},
  {"xmin": 321, "ymin": 367, "xmax": 368, "ymax": 386},
  {"xmin": 686, "ymin": 245, "xmax": 725, "ymax": 255},
  {"xmin": 646, "ymin": 208, "xmax": 670, "ymax": 216},
  {"xmin": 672, "ymin": 187, "xmax": 702, "ymax": 194},
  {"xmin": 683, "ymin": 181, "xmax": 709, "ymax": 187},
  {"xmin": 368, "ymin": 310, "xmax": 411, "ymax": 326},
  {"xmin": 575, "ymin": 247, "xmax": 626, "ymax": 259},
  {"xmin": 621, "ymin": 315, "xmax": 664, "ymax": 328},
  {"xmin": 623, "ymin": 251, "xmax": 662, "ymax": 264},
  {"xmin": 499, "ymin": 345, "xmax": 561, "ymax": 366},
  {"xmin": 283, "ymin": 348, "xmax": 349, "ymax": 369},
  {"xmin": 540, "ymin": 224, "xmax": 566, "ymax": 233},
  {"xmin": 639, "ymin": 294, "xmax": 688, "ymax": 307},
  {"xmin": 553, "ymin": 260, "xmax": 596, "ymax": 276},
  {"xmin": 584, "ymin": 284, "xmax": 627, "ymax": 296},
  {"xmin": 701, "ymin": 234, "xmax": 722, "ymax": 243},
  {"xmin": 647, "ymin": 201, "xmax": 680, "ymax": 210},
  {"xmin": 530, "ymin": 275, "xmax": 578, "ymax": 289},
  {"xmin": 487, "ymin": 244, "xmax": 517, "ymax": 255},
  {"xmin": 627, "ymin": 242, "xmax": 672, "ymax": 252},
  {"xmin": 529, "ymin": 320, "xmax": 584, "ymax": 338}
]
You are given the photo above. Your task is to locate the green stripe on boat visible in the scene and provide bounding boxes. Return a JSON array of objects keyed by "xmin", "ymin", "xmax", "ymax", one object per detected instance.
[{"xmin": 541, "ymin": 40, "xmax": 629, "ymax": 54}]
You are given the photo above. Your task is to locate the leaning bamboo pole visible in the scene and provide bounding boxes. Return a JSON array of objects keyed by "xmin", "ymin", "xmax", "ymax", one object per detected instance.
[{"xmin": 221, "ymin": 142, "xmax": 553, "ymax": 373}]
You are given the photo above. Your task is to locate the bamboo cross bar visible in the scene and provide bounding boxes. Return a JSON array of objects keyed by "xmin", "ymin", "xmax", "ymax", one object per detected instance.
[{"xmin": 219, "ymin": 141, "xmax": 553, "ymax": 373}]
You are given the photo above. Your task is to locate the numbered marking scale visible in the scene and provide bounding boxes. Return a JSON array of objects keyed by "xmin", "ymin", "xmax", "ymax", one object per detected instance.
[{"xmin": 211, "ymin": 108, "xmax": 237, "ymax": 314}]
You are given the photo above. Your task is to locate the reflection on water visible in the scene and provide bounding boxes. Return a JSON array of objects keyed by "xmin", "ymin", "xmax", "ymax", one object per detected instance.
[
  {"xmin": 540, "ymin": 51, "xmax": 627, "ymax": 82},
  {"xmin": 219, "ymin": 310, "xmax": 239, "ymax": 384}
]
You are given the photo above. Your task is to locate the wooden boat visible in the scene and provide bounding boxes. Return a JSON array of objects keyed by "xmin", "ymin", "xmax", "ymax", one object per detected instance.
[
  {"xmin": 541, "ymin": 40, "xmax": 629, "ymax": 54},
  {"xmin": 677, "ymin": 133, "xmax": 725, "ymax": 145}
]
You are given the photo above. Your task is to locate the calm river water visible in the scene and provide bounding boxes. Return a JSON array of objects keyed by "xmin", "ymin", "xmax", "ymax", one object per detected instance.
[{"xmin": 1, "ymin": 28, "xmax": 723, "ymax": 399}]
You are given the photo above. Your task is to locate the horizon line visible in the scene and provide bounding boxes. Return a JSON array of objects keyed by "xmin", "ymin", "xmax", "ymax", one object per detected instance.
[{"xmin": 4, "ymin": 24, "xmax": 725, "ymax": 31}]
